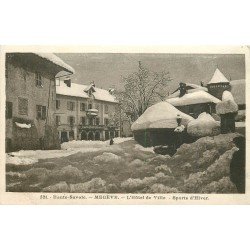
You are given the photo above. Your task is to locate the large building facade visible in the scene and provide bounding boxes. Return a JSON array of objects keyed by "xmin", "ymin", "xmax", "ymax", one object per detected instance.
[
  {"xmin": 5, "ymin": 53, "xmax": 74, "ymax": 152},
  {"xmin": 55, "ymin": 81, "xmax": 120, "ymax": 142}
]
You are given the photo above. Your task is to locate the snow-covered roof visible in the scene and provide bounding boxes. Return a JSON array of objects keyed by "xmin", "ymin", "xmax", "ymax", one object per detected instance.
[
  {"xmin": 92, "ymin": 87, "xmax": 118, "ymax": 103},
  {"xmin": 33, "ymin": 53, "xmax": 75, "ymax": 74},
  {"xmin": 166, "ymin": 91, "xmax": 221, "ymax": 106},
  {"xmin": 131, "ymin": 102, "xmax": 194, "ymax": 131},
  {"xmin": 56, "ymin": 82, "xmax": 118, "ymax": 103},
  {"xmin": 230, "ymin": 79, "xmax": 245, "ymax": 105},
  {"xmin": 56, "ymin": 82, "xmax": 89, "ymax": 98},
  {"xmin": 207, "ymin": 68, "xmax": 229, "ymax": 85},
  {"xmin": 167, "ymin": 83, "xmax": 208, "ymax": 99}
]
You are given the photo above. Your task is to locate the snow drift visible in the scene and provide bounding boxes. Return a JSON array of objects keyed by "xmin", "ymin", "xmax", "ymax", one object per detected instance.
[
  {"xmin": 187, "ymin": 112, "xmax": 220, "ymax": 137},
  {"xmin": 131, "ymin": 102, "xmax": 194, "ymax": 131},
  {"xmin": 216, "ymin": 90, "xmax": 238, "ymax": 115}
]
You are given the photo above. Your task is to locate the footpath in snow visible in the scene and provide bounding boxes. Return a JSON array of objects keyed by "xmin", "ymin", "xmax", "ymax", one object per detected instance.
[{"xmin": 6, "ymin": 137, "xmax": 133, "ymax": 165}]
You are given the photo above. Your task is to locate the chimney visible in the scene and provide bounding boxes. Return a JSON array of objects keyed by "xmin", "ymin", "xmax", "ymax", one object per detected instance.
[
  {"xmin": 64, "ymin": 78, "xmax": 71, "ymax": 87},
  {"xmin": 179, "ymin": 82, "xmax": 187, "ymax": 97},
  {"xmin": 91, "ymin": 81, "xmax": 95, "ymax": 87}
]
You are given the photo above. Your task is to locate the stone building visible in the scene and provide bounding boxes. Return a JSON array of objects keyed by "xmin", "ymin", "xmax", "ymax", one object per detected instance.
[
  {"xmin": 55, "ymin": 81, "xmax": 120, "ymax": 142},
  {"xmin": 5, "ymin": 53, "xmax": 74, "ymax": 152}
]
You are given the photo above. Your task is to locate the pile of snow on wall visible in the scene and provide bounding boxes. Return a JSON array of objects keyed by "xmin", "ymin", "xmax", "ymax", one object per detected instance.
[
  {"xmin": 216, "ymin": 90, "xmax": 238, "ymax": 115},
  {"xmin": 187, "ymin": 112, "xmax": 220, "ymax": 137}
]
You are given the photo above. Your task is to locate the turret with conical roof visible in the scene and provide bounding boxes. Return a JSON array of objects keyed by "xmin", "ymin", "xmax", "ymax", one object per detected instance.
[{"xmin": 207, "ymin": 68, "xmax": 230, "ymax": 100}]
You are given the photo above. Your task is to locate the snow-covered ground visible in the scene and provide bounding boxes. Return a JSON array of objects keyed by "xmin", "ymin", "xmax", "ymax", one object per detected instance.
[
  {"xmin": 6, "ymin": 133, "xmax": 242, "ymax": 194},
  {"xmin": 6, "ymin": 137, "xmax": 133, "ymax": 165}
]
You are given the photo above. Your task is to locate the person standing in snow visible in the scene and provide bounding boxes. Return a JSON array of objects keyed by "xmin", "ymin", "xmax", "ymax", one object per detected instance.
[
  {"xmin": 110, "ymin": 137, "xmax": 114, "ymax": 145},
  {"xmin": 173, "ymin": 114, "xmax": 185, "ymax": 149},
  {"xmin": 230, "ymin": 136, "xmax": 245, "ymax": 193}
]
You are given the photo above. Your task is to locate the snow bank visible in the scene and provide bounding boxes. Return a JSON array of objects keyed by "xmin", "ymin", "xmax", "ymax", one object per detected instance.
[
  {"xmin": 49, "ymin": 165, "xmax": 84, "ymax": 182},
  {"xmin": 6, "ymin": 138, "xmax": 131, "ymax": 165},
  {"xmin": 121, "ymin": 176, "xmax": 157, "ymax": 192},
  {"xmin": 43, "ymin": 181, "xmax": 70, "ymax": 193},
  {"xmin": 167, "ymin": 91, "xmax": 220, "ymax": 106},
  {"xmin": 182, "ymin": 147, "xmax": 238, "ymax": 193},
  {"xmin": 187, "ymin": 112, "xmax": 220, "ymax": 137},
  {"xmin": 201, "ymin": 177, "xmax": 237, "ymax": 193},
  {"xmin": 131, "ymin": 102, "xmax": 194, "ymax": 131},
  {"xmin": 93, "ymin": 152, "xmax": 122, "ymax": 164},
  {"xmin": 216, "ymin": 91, "xmax": 238, "ymax": 115},
  {"xmin": 6, "ymin": 154, "xmax": 38, "ymax": 165},
  {"xmin": 69, "ymin": 178, "xmax": 106, "ymax": 193},
  {"xmin": 62, "ymin": 137, "xmax": 132, "ymax": 150},
  {"xmin": 148, "ymin": 184, "xmax": 179, "ymax": 193},
  {"xmin": 155, "ymin": 165, "xmax": 172, "ymax": 175},
  {"xmin": 128, "ymin": 159, "xmax": 144, "ymax": 167},
  {"xmin": 134, "ymin": 144, "xmax": 154, "ymax": 153}
]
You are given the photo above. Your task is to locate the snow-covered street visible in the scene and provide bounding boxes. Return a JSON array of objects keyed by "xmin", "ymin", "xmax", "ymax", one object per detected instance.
[{"xmin": 6, "ymin": 134, "xmax": 240, "ymax": 193}]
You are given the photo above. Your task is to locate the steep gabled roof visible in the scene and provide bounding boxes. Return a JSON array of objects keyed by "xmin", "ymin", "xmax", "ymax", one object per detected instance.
[
  {"xmin": 34, "ymin": 53, "xmax": 75, "ymax": 74},
  {"xmin": 208, "ymin": 68, "xmax": 229, "ymax": 85},
  {"xmin": 166, "ymin": 91, "xmax": 221, "ymax": 106}
]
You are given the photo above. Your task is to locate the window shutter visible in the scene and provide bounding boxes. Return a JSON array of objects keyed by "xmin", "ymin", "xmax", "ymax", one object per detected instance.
[
  {"xmin": 42, "ymin": 106, "xmax": 46, "ymax": 120},
  {"xmin": 67, "ymin": 101, "xmax": 70, "ymax": 110}
]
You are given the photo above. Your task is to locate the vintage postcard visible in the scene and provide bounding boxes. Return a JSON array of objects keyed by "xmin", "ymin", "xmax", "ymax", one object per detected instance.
[{"xmin": 0, "ymin": 45, "xmax": 249, "ymax": 204}]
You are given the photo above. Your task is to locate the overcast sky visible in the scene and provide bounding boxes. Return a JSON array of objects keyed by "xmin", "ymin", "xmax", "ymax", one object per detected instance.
[{"xmin": 57, "ymin": 53, "xmax": 245, "ymax": 93}]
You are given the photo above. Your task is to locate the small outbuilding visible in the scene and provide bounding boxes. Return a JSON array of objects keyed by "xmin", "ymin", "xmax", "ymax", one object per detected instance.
[{"xmin": 131, "ymin": 102, "xmax": 194, "ymax": 147}]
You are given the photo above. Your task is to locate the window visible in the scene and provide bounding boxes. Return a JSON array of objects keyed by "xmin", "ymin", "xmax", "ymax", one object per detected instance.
[
  {"xmin": 81, "ymin": 117, "xmax": 86, "ymax": 125},
  {"xmin": 95, "ymin": 103, "xmax": 99, "ymax": 110},
  {"xmin": 105, "ymin": 104, "xmax": 109, "ymax": 114},
  {"xmin": 36, "ymin": 105, "xmax": 46, "ymax": 120},
  {"xmin": 105, "ymin": 118, "xmax": 109, "ymax": 126},
  {"xmin": 68, "ymin": 116, "xmax": 75, "ymax": 126},
  {"xmin": 35, "ymin": 72, "xmax": 43, "ymax": 87},
  {"xmin": 96, "ymin": 117, "xmax": 100, "ymax": 125},
  {"xmin": 6, "ymin": 102, "xmax": 13, "ymax": 119},
  {"xmin": 88, "ymin": 103, "xmax": 92, "ymax": 110},
  {"xmin": 56, "ymin": 100, "xmax": 60, "ymax": 109},
  {"xmin": 80, "ymin": 103, "xmax": 86, "ymax": 111},
  {"xmin": 56, "ymin": 115, "xmax": 61, "ymax": 126},
  {"xmin": 18, "ymin": 98, "xmax": 28, "ymax": 115},
  {"xmin": 67, "ymin": 101, "xmax": 75, "ymax": 111},
  {"xmin": 5, "ymin": 64, "xmax": 8, "ymax": 79}
]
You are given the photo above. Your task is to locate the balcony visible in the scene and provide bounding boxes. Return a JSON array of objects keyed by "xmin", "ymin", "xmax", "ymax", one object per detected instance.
[{"xmin": 86, "ymin": 108, "xmax": 98, "ymax": 116}]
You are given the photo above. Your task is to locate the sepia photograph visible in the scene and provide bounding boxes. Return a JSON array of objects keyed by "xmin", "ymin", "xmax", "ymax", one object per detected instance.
[{"xmin": 3, "ymin": 47, "xmax": 247, "ymax": 198}]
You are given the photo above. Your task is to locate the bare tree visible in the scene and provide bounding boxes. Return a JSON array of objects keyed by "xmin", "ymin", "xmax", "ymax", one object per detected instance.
[{"xmin": 119, "ymin": 61, "xmax": 172, "ymax": 121}]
